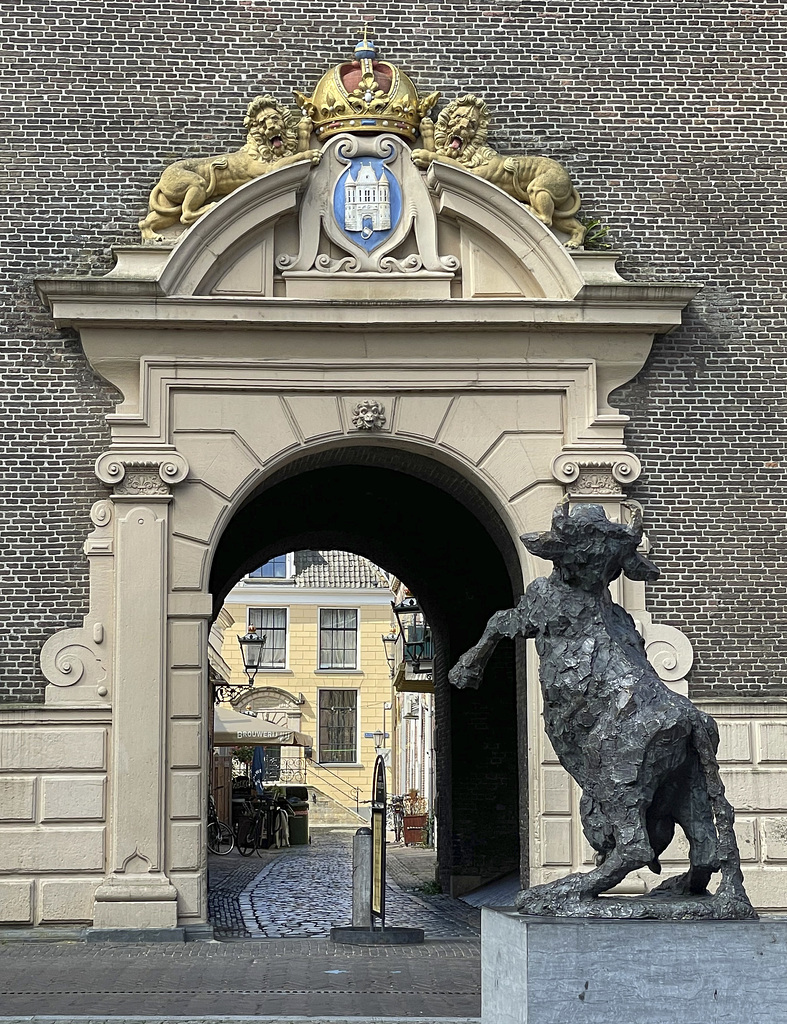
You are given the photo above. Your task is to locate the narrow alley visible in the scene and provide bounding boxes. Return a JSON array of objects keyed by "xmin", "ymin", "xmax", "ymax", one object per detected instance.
[{"xmin": 208, "ymin": 826, "xmax": 481, "ymax": 940}]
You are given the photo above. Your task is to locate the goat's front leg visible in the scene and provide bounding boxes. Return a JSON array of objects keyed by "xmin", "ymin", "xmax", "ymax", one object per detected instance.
[{"xmin": 448, "ymin": 605, "xmax": 526, "ymax": 690}]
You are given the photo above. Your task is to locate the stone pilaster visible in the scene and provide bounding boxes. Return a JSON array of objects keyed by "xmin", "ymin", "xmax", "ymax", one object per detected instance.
[{"xmin": 91, "ymin": 450, "xmax": 188, "ymax": 930}]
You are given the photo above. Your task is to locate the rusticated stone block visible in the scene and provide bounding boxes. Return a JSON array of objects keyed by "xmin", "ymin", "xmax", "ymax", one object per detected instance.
[
  {"xmin": 38, "ymin": 877, "xmax": 102, "ymax": 923},
  {"xmin": 40, "ymin": 776, "xmax": 105, "ymax": 822},
  {"xmin": 0, "ymin": 880, "xmax": 33, "ymax": 923},
  {"xmin": 0, "ymin": 827, "xmax": 105, "ymax": 873},
  {"xmin": 0, "ymin": 777, "xmax": 36, "ymax": 821},
  {"xmin": 0, "ymin": 729, "xmax": 105, "ymax": 771}
]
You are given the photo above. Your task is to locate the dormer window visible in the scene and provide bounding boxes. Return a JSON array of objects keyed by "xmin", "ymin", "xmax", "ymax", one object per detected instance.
[{"xmin": 248, "ymin": 553, "xmax": 294, "ymax": 580}]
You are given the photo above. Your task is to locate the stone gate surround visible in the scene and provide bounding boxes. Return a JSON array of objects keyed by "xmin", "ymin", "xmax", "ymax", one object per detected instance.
[{"xmin": 1, "ymin": 153, "xmax": 781, "ymax": 932}]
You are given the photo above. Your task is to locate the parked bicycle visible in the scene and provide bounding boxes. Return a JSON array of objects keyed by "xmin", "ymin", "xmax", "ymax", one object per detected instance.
[
  {"xmin": 237, "ymin": 798, "xmax": 268, "ymax": 856},
  {"xmin": 207, "ymin": 793, "xmax": 235, "ymax": 855}
]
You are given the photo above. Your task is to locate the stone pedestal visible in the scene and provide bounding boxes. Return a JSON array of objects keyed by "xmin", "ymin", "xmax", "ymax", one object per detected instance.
[{"xmin": 482, "ymin": 907, "xmax": 787, "ymax": 1024}]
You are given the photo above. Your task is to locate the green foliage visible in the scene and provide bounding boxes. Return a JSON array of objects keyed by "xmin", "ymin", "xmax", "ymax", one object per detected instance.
[
  {"xmin": 579, "ymin": 215, "xmax": 613, "ymax": 250},
  {"xmin": 420, "ymin": 879, "xmax": 442, "ymax": 895},
  {"xmin": 232, "ymin": 745, "xmax": 254, "ymax": 765}
]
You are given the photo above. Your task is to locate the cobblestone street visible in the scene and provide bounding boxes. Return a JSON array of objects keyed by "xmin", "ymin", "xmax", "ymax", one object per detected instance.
[{"xmin": 209, "ymin": 827, "xmax": 480, "ymax": 940}]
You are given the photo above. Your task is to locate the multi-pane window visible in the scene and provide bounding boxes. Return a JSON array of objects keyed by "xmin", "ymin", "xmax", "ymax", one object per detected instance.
[
  {"xmin": 319, "ymin": 608, "xmax": 358, "ymax": 669},
  {"xmin": 248, "ymin": 608, "xmax": 287, "ymax": 669},
  {"xmin": 318, "ymin": 689, "xmax": 358, "ymax": 763},
  {"xmin": 249, "ymin": 555, "xmax": 289, "ymax": 579}
]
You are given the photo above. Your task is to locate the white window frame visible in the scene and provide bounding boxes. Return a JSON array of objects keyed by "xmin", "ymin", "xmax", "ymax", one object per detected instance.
[
  {"xmin": 246, "ymin": 553, "xmax": 295, "ymax": 581},
  {"xmin": 247, "ymin": 606, "xmax": 289, "ymax": 671},
  {"xmin": 317, "ymin": 687, "xmax": 360, "ymax": 766},
  {"xmin": 317, "ymin": 607, "xmax": 361, "ymax": 671}
]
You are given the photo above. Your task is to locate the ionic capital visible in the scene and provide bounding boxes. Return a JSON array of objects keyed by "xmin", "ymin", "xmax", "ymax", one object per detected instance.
[
  {"xmin": 551, "ymin": 450, "xmax": 642, "ymax": 496},
  {"xmin": 95, "ymin": 449, "xmax": 189, "ymax": 495}
]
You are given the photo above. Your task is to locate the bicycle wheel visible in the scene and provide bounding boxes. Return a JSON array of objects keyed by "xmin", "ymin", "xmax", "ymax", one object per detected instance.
[
  {"xmin": 237, "ymin": 817, "xmax": 258, "ymax": 856},
  {"xmin": 207, "ymin": 820, "xmax": 235, "ymax": 855}
]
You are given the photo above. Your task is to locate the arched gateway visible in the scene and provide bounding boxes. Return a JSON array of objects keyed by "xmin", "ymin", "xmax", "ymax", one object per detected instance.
[{"xmin": 32, "ymin": 116, "xmax": 698, "ymax": 932}]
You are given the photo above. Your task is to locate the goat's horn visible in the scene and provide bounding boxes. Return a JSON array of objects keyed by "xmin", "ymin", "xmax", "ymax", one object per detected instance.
[{"xmin": 622, "ymin": 501, "xmax": 643, "ymax": 538}]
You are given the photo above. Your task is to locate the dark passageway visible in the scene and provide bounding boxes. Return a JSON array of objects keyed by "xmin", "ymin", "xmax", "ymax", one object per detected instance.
[{"xmin": 210, "ymin": 445, "xmax": 526, "ymax": 893}]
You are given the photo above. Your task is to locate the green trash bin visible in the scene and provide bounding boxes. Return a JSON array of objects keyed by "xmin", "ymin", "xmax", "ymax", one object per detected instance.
[{"xmin": 287, "ymin": 792, "xmax": 309, "ymax": 846}]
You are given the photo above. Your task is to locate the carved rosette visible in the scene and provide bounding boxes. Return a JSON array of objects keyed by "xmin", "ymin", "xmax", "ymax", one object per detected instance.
[
  {"xmin": 95, "ymin": 450, "xmax": 189, "ymax": 496},
  {"xmin": 551, "ymin": 451, "xmax": 641, "ymax": 496},
  {"xmin": 351, "ymin": 399, "xmax": 387, "ymax": 431}
]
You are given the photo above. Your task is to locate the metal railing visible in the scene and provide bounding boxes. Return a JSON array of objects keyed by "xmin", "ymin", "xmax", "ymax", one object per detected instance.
[
  {"xmin": 269, "ymin": 756, "xmax": 361, "ymax": 814},
  {"xmin": 305, "ymin": 758, "xmax": 361, "ymax": 814}
]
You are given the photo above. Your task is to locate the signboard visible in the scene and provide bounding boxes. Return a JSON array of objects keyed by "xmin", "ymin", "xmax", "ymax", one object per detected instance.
[{"xmin": 370, "ymin": 754, "xmax": 386, "ymax": 927}]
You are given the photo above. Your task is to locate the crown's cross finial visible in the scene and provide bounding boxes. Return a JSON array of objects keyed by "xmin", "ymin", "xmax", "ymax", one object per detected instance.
[{"xmin": 354, "ymin": 25, "xmax": 377, "ymax": 60}]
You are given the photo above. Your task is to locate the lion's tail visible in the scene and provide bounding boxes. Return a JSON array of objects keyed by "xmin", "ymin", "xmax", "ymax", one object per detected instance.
[
  {"xmin": 690, "ymin": 713, "xmax": 754, "ymax": 911},
  {"xmin": 147, "ymin": 186, "xmax": 179, "ymax": 217},
  {"xmin": 554, "ymin": 187, "xmax": 582, "ymax": 218}
]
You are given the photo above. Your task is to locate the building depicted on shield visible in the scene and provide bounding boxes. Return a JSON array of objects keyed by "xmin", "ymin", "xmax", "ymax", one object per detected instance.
[{"xmin": 343, "ymin": 163, "xmax": 391, "ymax": 235}]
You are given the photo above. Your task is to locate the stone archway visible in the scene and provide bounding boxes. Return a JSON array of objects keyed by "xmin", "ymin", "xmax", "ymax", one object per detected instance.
[
  {"xmin": 210, "ymin": 446, "xmax": 523, "ymax": 894},
  {"xmin": 33, "ymin": 149, "xmax": 697, "ymax": 931}
]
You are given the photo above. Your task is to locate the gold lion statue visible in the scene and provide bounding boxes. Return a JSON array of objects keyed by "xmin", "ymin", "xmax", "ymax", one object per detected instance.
[
  {"xmin": 412, "ymin": 94, "xmax": 586, "ymax": 248},
  {"xmin": 139, "ymin": 95, "xmax": 321, "ymax": 241}
]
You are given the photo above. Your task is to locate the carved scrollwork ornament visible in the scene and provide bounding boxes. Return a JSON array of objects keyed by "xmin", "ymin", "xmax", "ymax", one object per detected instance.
[
  {"xmin": 90, "ymin": 500, "xmax": 113, "ymax": 527},
  {"xmin": 115, "ymin": 470, "xmax": 172, "ymax": 496},
  {"xmin": 351, "ymin": 400, "xmax": 386, "ymax": 431}
]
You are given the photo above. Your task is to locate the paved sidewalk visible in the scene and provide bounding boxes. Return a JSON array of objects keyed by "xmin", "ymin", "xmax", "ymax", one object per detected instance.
[
  {"xmin": 0, "ymin": 829, "xmax": 481, "ymax": 1021},
  {"xmin": 0, "ymin": 938, "xmax": 480, "ymax": 1019}
]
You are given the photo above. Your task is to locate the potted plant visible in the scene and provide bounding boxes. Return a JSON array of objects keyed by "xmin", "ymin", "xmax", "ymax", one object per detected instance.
[{"xmin": 403, "ymin": 790, "xmax": 428, "ymax": 846}]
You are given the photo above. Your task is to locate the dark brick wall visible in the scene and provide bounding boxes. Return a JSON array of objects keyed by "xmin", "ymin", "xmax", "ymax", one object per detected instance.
[{"xmin": 2, "ymin": 2, "xmax": 785, "ymax": 701}]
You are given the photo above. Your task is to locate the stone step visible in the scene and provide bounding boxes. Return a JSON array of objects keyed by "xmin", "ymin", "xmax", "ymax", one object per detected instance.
[{"xmin": 306, "ymin": 785, "xmax": 369, "ymax": 826}]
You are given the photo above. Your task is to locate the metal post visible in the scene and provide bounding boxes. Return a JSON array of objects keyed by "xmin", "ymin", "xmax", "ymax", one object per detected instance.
[{"xmin": 352, "ymin": 827, "xmax": 372, "ymax": 928}]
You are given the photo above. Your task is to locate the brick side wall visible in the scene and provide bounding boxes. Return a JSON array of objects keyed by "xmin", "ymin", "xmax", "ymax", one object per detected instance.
[{"xmin": 2, "ymin": 2, "xmax": 785, "ymax": 700}]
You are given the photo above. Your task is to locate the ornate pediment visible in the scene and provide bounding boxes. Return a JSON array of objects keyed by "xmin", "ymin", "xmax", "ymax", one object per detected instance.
[{"xmin": 138, "ymin": 35, "xmax": 589, "ymax": 260}]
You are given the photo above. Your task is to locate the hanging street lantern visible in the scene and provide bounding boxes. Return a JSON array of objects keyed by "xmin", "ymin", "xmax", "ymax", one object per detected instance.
[
  {"xmin": 237, "ymin": 625, "xmax": 267, "ymax": 684},
  {"xmin": 391, "ymin": 596, "xmax": 432, "ymax": 673},
  {"xmin": 380, "ymin": 631, "xmax": 398, "ymax": 676},
  {"xmin": 372, "ymin": 728, "xmax": 385, "ymax": 750}
]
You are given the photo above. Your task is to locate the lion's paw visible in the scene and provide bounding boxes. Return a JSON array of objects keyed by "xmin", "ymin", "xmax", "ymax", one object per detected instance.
[{"xmin": 411, "ymin": 149, "xmax": 433, "ymax": 169}]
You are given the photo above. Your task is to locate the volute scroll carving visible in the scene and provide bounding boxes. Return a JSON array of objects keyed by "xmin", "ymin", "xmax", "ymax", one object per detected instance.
[
  {"xmin": 95, "ymin": 450, "xmax": 189, "ymax": 495},
  {"xmin": 552, "ymin": 451, "xmax": 642, "ymax": 495}
]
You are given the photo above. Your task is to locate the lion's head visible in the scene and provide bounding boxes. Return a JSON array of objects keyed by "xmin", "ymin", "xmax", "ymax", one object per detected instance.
[
  {"xmin": 351, "ymin": 399, "xmax": 386, "ymax": 431},
  {"xmin": 433, "ymin": 95, "xmax": 495, "ymax": 168},
  {"xmin": 244, "ymin": 95, "xmax": 299, "ymax": 162}
]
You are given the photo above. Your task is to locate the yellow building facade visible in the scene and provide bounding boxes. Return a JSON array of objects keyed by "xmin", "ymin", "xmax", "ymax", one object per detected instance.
[{"xmin": 218, "ymin": 551, "xmax": 395, "ymax": 814}]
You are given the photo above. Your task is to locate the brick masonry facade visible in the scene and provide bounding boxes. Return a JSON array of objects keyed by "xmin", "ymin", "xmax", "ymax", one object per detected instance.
[{"xmin": 2, "ymin": 2, "xmax": 785, "ymax": 702}]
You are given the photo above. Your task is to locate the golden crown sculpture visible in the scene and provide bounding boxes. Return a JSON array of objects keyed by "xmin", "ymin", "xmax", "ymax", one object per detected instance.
[{"xmin": 294, "ymin": 33, "xmax": 439, "ymax": 142}]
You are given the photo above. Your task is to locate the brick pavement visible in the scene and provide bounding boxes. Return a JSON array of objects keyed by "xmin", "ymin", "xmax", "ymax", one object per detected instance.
[{"xmin": 0, "ymin": 938, "xmax": 480, "ymax": 1019}]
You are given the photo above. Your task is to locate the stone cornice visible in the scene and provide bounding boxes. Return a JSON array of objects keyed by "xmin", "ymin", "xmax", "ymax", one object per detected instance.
[{"xmin": 36, "ymin": 283, "xmax": 700, "ymax": 334}]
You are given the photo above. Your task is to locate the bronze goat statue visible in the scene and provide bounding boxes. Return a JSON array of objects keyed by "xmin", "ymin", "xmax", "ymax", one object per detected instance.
[{"xmin": 449, "ymin": 502, "xmax": 755, "ymax": 919}]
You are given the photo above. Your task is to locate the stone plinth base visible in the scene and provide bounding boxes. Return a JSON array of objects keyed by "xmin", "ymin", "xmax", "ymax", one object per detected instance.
[{"xmin": 481, "ymin": 908, "xmax": 787, "ymax": 1024}]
